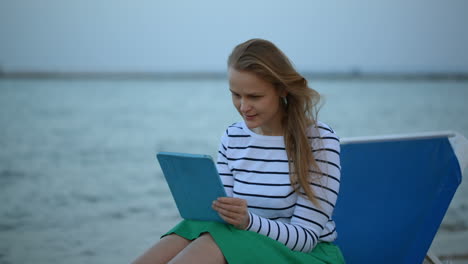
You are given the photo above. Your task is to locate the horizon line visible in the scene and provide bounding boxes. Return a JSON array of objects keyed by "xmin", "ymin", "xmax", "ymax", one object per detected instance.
[{"xmin": 1, "ymin": 70, "xmax": 467, "ymax": 81}]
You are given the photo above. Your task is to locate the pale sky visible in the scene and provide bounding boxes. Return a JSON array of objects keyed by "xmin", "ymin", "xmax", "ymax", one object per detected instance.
[{"xmin": 1, "ymin": 0, "xmax": 467, "ymax": 73}]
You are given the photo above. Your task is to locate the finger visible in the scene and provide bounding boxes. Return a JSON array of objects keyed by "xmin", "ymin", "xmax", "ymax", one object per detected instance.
[
  {"xmin": 217, "ymin": 197, "xmax": 247, "ymax": 206},
  {"xmin": 213, "ymin": 204, "xmax": 249, "ymax": 227},
  {"xmin": 213, "ymin": 201, "xmax": 250, "ymax": 229},
  {"xmin": 212, "ymin": 201, "xmax": 242, "ymax": 216},
  {"xmin": 216, "ymin": 211, "xmax": 250, "ymax": 230},
  {"xmin": 213, "ymin": 201, "xmax": 247, "ymax": 214},
  {"xmin": 216, "ymin": 211, "xmax": 244, "ymax": 227},
  {"xmin": 213, "ymin": 204, "xmax": 243, "ymax": 219},
  {"xmin": 215, "ymin": 198, "xmax": 248, "ymax": 211},
  {"xmin": 217, "ymin": 212, "xmax": 236, "ymax": 225}
]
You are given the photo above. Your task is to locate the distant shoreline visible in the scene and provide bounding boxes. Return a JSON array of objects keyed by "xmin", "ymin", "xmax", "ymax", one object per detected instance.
[{"xmin": 1, "ymin": 71, "xmax": 467, "ymax": 81}]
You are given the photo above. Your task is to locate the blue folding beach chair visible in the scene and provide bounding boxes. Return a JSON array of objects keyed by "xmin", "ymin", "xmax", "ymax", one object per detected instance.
[{"xmin": 333, "ymin": 132, "xmax": 465, "ymax": 264}]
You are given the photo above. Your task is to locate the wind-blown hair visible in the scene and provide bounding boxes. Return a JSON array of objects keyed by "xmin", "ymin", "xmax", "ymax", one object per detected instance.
[{"xmin": 227, "ymin": 38, "xmax": 322, "ymax": 206}]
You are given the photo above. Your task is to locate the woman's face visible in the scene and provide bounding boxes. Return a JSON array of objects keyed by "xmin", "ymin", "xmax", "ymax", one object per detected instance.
[{"xmin": 228, "ymin": 68, "xmax": 285, "ymax": 136}]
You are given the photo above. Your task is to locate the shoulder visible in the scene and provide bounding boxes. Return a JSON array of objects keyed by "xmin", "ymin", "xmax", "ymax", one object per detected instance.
[
  {"xmin": 220, "ymin": 122, "xmax": 249, "ymax": 140},
  {"xmin": 307, "ymin": 122, "xmax": 341, "ymax": 166},
  {"xmin": 309, "ymin": 121, "xmax": 339, "ymax": 138},
  {"xmin": 225, "ymin": 121, "xmax": 247, "ymax": 135}
]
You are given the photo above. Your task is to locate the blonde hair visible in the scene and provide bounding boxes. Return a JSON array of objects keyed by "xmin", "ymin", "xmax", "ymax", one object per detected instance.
[{"xmin": 228, "ymin": 38, "xmax": 322, "ymax": 206}]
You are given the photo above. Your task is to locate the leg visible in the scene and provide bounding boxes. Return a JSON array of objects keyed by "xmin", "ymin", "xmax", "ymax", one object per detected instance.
[
  {"xmin": 132, "ymin": 234, "xmax": 191, "ymax": 264},
  {"xmin": 169, "ymin": 233, "xmax": 227, "ymax": 264}
]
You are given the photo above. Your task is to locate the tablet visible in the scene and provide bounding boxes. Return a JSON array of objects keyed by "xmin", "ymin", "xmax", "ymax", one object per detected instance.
[{"xmin": 156, "ymin": 152, "xmax": 227, "ymax": 223}]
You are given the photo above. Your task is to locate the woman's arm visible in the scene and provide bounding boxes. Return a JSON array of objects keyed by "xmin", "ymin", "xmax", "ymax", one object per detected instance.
[{"xmin": 245, "ymin": 131, "xmax": 341, "ymax": 252}]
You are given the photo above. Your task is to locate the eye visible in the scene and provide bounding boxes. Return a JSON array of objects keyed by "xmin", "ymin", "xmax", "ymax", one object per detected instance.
[{"xmin": 231, "ymin": 91, "xmax": 241, "ymax": 98}]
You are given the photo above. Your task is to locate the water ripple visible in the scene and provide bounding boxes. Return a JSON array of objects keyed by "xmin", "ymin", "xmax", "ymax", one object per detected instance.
[{"xmin": 0, "ymin": 170, "xmax": 26, "ymax": 187}]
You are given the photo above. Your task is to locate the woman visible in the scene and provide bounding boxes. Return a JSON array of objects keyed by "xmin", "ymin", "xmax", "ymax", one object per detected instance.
[{"xmin": 133, "ymin": 39, "xmax": 344, "ymax": 264}]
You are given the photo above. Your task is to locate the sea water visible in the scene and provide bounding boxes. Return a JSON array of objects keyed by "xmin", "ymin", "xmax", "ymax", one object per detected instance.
[{"xmin": 0, "ymin": 78, "xmax": 467, "ymax": 263}]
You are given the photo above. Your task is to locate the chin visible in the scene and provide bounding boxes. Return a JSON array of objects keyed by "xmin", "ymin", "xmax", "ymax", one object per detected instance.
[{"xmin": 244, "ymin": 120, "xmax": 259, "ymax": 129}]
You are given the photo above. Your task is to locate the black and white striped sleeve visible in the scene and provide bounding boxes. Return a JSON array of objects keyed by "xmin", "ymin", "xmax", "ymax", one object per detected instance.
[
  {"xmin": 246, "ymin": 131, "xmax": 341, "ymax": 252},
  {"xmin": 216, "ymin": 129, "xmax": 234, "ymax": 197}
]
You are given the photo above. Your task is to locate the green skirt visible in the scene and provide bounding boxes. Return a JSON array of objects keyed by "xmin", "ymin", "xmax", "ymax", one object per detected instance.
[{"xmin": 163, "ymin": 220, "xmax": 345, "ymax": 264}]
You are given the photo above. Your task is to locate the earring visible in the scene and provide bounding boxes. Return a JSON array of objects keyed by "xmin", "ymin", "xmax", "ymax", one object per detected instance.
[{"xmin": 282, "ymin": 97, "xmax": 288, "ymax": 105}]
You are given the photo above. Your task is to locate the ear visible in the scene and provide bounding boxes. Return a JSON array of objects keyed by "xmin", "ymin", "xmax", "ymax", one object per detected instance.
[
  {"xmin": 279, "ymin": 89, "xmax": 288, "ymax": 98},
  {"xmin": 275, "ymin": 84, "xmax": 288, "ymax": 97}
]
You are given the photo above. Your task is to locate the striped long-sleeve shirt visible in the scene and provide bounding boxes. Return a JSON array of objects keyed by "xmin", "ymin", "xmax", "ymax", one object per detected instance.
[{"xmin": 216, "ymin": 121, "xmax": 341, "ymax": 253}]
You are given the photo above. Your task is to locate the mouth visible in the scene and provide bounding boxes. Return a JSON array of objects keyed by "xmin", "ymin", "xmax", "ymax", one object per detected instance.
[{"xmin": 244, "ymin": 114, "xmax": 257, "ymax": 121}]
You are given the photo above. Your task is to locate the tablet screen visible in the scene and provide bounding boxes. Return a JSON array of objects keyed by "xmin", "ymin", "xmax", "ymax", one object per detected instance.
[{"xmin": 157, "ymin": 152, "xmax": 227, "ymax": 223}]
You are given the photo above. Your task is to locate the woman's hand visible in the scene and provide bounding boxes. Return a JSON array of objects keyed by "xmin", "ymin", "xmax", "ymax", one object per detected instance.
[{"xmin": 212, "ymin": 197, "xmax": 250, "ymax": 230}]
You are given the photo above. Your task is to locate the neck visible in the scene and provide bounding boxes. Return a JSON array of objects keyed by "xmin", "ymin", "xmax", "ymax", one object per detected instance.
[{"xmin": 252, "ymin": 123, "xmax": 284, "ymax": 136}]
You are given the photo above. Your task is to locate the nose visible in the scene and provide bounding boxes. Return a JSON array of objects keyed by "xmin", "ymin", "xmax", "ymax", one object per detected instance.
[{"xmin": 239, "ymin": 98, "xmax": 251, "ymax": 113}]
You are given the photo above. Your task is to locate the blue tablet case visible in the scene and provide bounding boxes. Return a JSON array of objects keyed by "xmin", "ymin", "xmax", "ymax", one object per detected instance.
[{"xmin": 156, "ymin": 152, "xmax": 227, "ymax": 223}]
